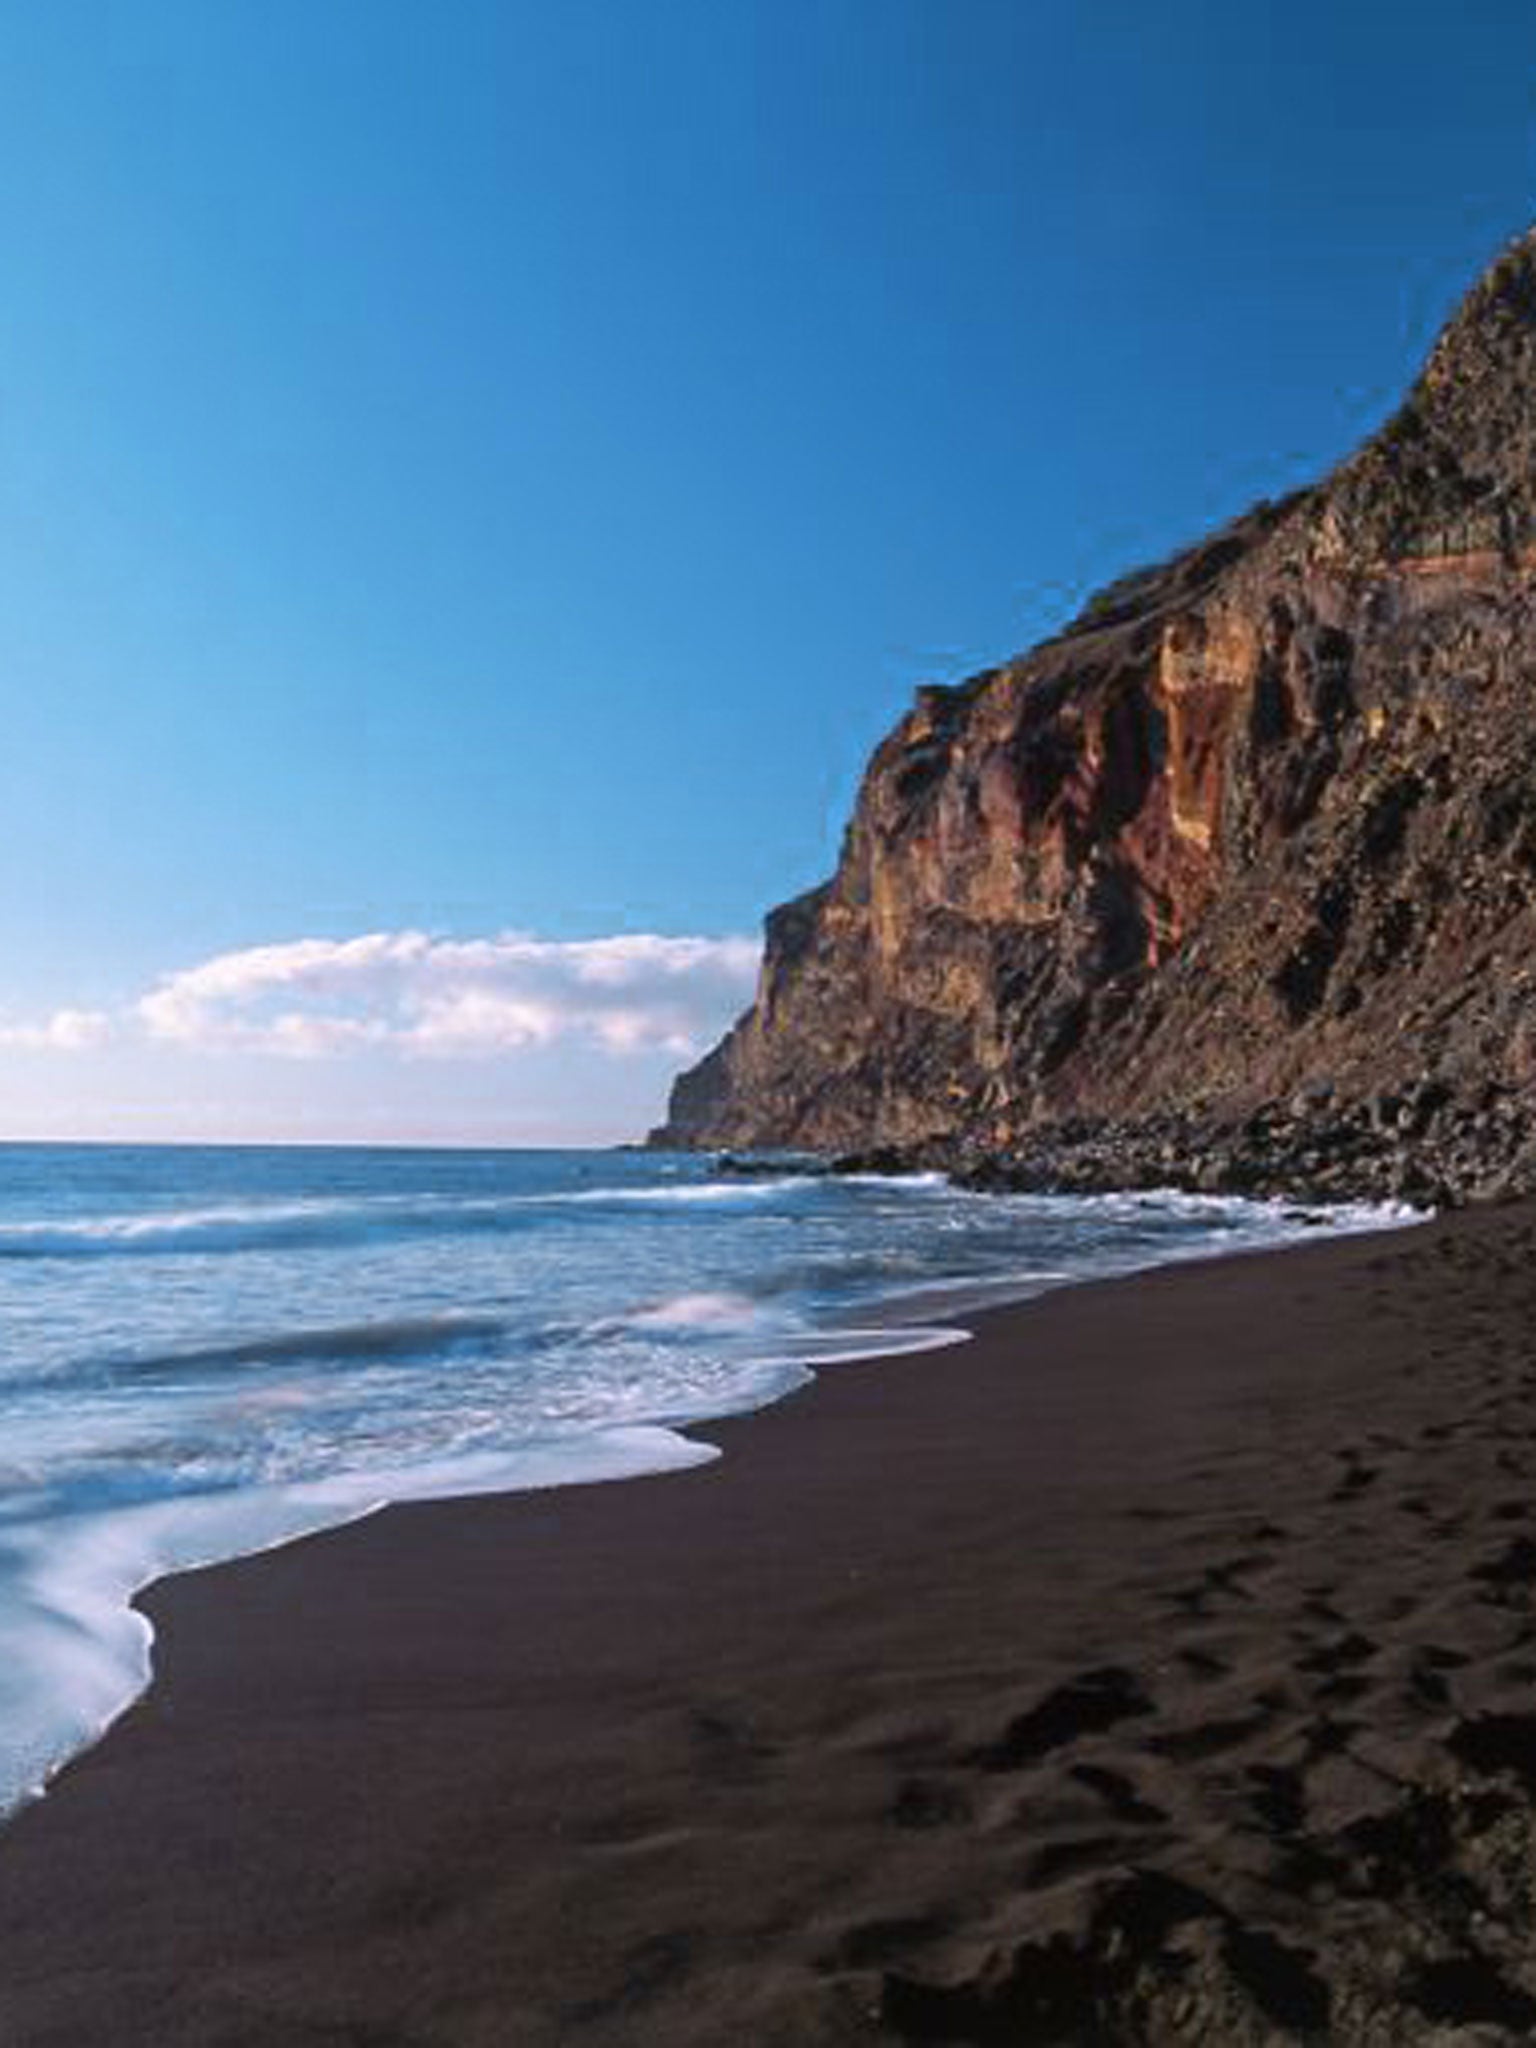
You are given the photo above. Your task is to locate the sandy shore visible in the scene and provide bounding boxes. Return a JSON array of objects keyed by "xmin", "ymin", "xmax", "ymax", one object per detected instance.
[{"xmin": 4, "ymin": 1203, "xmax": 1536, "ymax": 2041}]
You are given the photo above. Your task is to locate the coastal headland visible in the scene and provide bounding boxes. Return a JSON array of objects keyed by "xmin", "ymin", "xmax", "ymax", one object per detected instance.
[
  {"xmin": 655, "ymin": 230, "xmax": 1536, "ymax": 1215},
  {"xmin": 4, "ymin": 1201, "xmax": 1536, "ymax": 2040}
]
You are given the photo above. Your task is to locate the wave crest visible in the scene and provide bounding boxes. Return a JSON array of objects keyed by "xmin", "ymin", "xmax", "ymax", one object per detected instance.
[
  {"xmin": 0, "ymin": 1174, "xmax": 830, "ymax": 1259},
  {"xmin": 107, "ymin": 1314, "xmax": 509, "ymax": 1382}
]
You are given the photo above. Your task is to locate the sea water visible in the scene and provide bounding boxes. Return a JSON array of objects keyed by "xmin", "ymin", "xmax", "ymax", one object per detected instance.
[{"xmin": 0, "ymin": 1142, "xmax": 1410, "ymax": 1817}]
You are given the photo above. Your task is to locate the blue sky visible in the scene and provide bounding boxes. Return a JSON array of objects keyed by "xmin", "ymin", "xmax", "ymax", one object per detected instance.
[{"xmin": 0, "ymin": 0, "xmax": 1531, "ymax": 1141}]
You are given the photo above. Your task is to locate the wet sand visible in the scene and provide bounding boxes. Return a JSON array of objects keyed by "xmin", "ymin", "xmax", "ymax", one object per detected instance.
[{"xmin": 3, "ymin": 1203, "xmax": 1536, "ymax": 2042}]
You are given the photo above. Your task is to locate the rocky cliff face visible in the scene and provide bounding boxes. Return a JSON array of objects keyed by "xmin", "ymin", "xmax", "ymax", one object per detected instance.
[{"xmin": 654, "ymin": 231, "xmax": 1536, "ymax": 1200}]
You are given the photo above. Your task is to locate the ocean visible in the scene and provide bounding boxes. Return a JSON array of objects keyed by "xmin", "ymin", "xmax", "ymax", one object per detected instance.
[{"xmin": 0, "ymin": 1142, "xmax": 1408, "ymax": 1819}]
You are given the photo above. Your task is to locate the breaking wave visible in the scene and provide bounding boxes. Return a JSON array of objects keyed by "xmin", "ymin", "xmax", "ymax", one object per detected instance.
[
  {"xmin": 0, "ymin": 1140, "xmax": 1418, "ymax": 1823},
  {"xmin": 0, "ymin": 1174, "xmax": 837, "ymax": 1260}
]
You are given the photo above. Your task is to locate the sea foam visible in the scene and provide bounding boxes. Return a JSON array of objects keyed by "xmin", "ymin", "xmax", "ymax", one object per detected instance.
[
  {"xmin": 0, "ymin": 1423, "xmax": 717, "ymax": 1819},
  {"xmin": 0, "ymin": 1142, "xmax": 1418, "ymax": 1824}
]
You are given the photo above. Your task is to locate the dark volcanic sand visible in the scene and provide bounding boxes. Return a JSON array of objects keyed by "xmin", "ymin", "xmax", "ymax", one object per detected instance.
[{"xmin": 6, "ymin": 1205, "xmax": 1536, "ymax": 2042}]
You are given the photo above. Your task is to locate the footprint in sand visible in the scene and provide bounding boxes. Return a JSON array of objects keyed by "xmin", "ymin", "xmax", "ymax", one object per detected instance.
[
  {"xmin": 1020, "ymin": 1833, "xmax": 1127, "ymax": 1888},
  {"xmin": 819, "ymin": 1910, "xmax": 955, "ymax": 1970},
  {"xmin": 1300, "ymin": 1714, "xmax": 1362, "ymax": 1764},
  {"xmin": 1405, "ymin": 1653, "xmax": 1454, "ymax": 1708},
  {"xmin": 1471, "ymin": 1536, "xmax": 1536, "ymax": 1598},
  {"xmin": 1330, "ymin": 1457, "xmax": 1381, "ymax": 1502},
  {"xmin": 1149, "ymin": 1705, "xmax": 1277, "ymax": 1763},
  {"xmin": 967, "ymin": 1667, "xmax": 1154, "ymax": 1772},
  {"xmin": 1296, "ymin": 1631, "xmax": 1377, "ymax": 1677},
  {"xmin": 1175, "ymin": 1645, "xmax": 1229, "ymax": 1681},
  {"xmin": 1069, "ymin": 1761, "xmax": 1167, "ymax": 1826},
  {"xmin": 887, "ymin": 1777, "xmax": 973, "ymax": 1831}
]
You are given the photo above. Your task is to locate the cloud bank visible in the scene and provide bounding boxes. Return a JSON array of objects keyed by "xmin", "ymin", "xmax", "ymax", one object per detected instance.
[
  {"xmin": 126, "ymin": 930, "xmax": 761, "ymax": 1059},
  {"xmin": 0, "ymin": 1009, "xmax": 114, "ymax": 1052},
  {"xmin": 0, "ymin": 934, "xmax": 759, "ymax": 1063}
]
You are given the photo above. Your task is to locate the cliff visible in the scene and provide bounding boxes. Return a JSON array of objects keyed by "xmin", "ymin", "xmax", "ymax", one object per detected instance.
[{"xmin": 654, "ymin": 230, "xmax": 1536, "ymax": 1202}]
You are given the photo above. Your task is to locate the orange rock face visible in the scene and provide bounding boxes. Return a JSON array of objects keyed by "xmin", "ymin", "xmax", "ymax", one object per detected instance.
[{"xmin": 655, "ymin": 230, "xmax": 1536, "ymax": 1158}]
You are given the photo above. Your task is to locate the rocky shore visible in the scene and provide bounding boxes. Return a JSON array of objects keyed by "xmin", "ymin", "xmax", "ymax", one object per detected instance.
[{"xmin": 823, "ymin": 1076, "xmax": 1536, "ymax": 1211}]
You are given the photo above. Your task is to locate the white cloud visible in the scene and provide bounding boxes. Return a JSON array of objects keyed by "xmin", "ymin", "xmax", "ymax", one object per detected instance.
[
  {"xmin": 133, "ymin": 930, "xmax": 761, "ymax": 1060},
  {"xmin": 0, "ymin": 1008, "xmax": 114, "ymax": 1052}
]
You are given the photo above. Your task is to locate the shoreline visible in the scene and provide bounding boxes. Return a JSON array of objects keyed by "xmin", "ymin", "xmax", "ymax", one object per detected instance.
[
  {"xmin": 0, "ymin": 1182, "xmax": 1384, "ymax": 1829},
  {"xmin": 5, "ymin": 1202, "xmax": 1536, "ymax": 2040}
]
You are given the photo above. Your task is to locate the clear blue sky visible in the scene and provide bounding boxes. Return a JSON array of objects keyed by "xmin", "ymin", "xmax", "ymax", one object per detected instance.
[{"xmin": 0, "ymin": 0, "xmax": 1531, "ymax": 1141}]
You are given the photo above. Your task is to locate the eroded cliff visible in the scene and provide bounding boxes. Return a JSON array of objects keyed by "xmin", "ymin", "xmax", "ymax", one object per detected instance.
[{"xmin": 654, "ymin": 231, "xmax": 1536, "ymax": 1200}]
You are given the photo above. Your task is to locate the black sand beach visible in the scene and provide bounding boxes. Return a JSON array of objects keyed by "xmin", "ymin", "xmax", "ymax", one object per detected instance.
[{"xmin": 5, "ymin": 1203, "xmax": 1536, "ymax": 2042}]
